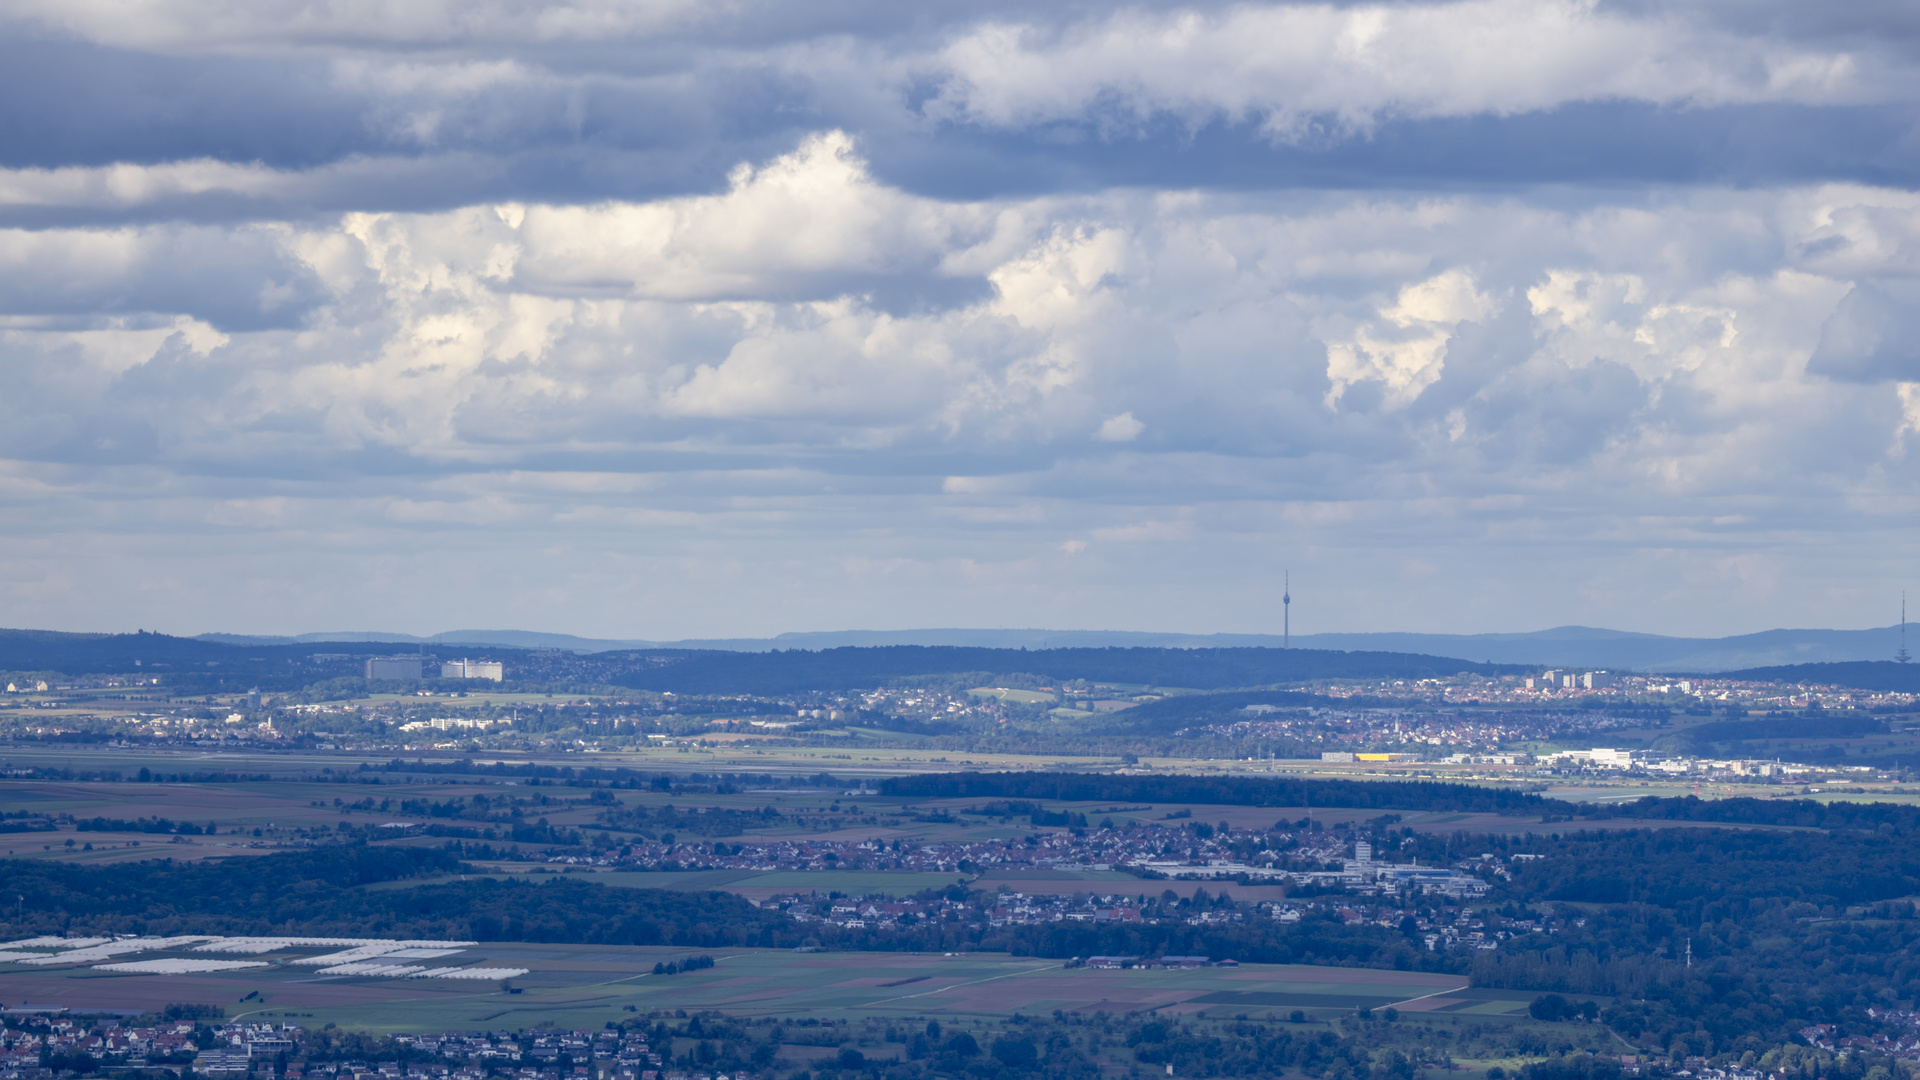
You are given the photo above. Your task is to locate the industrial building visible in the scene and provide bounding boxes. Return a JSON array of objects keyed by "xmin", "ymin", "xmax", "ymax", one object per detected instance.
[{"xmin": 1544, "ymin": 747, "xmax": 1635, "ymax": 769}]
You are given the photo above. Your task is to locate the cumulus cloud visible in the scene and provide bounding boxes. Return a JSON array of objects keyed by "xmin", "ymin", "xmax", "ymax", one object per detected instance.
[
  {"xmin": 2, "ymin": 0, "xmax": 1919, "ymax": 635},
  {"xmin": 509, "ymin": 132, "xmax": 985, "ymax": 301},
  {"xmin": 0, "ymin": 142, "xmax": 1909, "ymax": 494},
  {"xmin": 1324, "ymin": 268, "xmax": 1499, "ymax": 409}
]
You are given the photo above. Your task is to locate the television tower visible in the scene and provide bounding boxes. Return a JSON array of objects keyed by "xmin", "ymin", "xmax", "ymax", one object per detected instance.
[
  {"xmin": 1899, "ymin": 593, "xmax": 1911, "ymax": 664},
  {"xmin": 1283, "ymin": 572, "xmax": 1291, "ymax": 649}
]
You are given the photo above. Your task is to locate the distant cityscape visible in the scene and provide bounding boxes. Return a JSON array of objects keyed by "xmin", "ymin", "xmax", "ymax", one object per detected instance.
[{"xmin": 0, "ymin": 661, "xmax": 1907, "ymax": 792}]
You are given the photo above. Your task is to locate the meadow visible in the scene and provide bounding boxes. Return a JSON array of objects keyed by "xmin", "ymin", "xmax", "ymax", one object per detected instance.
[{"xmin": 0, "ymin": 739, "xmax": 1867, "ymax": 891}]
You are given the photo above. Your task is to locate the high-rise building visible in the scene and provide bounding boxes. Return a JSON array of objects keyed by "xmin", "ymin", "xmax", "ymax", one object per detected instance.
[{"xmin": 365, "ymin": 657, "xmax": 422, "ymax": 680}]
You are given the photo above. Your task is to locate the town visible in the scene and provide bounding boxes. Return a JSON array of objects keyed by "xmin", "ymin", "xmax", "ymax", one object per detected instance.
[
  {"xmin": 0, "ymin": 1015, "xmax": 666, "ymax": 1080},
  {"xmin": 541, "ymin": 822, "xmax": 1494, "ymax": 901}
]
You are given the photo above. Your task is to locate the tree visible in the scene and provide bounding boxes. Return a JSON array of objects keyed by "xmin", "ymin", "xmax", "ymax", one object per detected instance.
[{"xmin": 992, "ymin": 1035, "xmax": 1038, "ymax": 1068}]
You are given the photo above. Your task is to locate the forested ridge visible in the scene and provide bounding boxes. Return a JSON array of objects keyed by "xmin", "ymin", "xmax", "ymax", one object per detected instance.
[
  {"xmin": 881, "ymin": 772, "xmax": 1554, "ymax": 815},
  {"xmin": 609, "ymin": 646, "xmax": 1523, "ymax": 695},
  {"xmin": 892, "ymin": 772, "xmax": 1920, "ymax": 832}
]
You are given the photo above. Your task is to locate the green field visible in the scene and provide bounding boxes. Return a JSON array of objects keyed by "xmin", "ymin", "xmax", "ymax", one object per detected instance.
[
  {"xmin": 0, "ymin": 943, "xmax": 1511, "ymax": 1033},
  {"xmin": 582, "ymin": 869, "xmax": 971, "ymax": 894}
]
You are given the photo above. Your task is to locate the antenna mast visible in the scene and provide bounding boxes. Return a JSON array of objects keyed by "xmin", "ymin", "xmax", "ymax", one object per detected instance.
[
  {"xmin": 1283, "ymin": 571, "xmax": 1291, "ymax": 649},
  {"xmin": 1900, "ymin": 592, "xmax": 1911, "ymax": 664}
]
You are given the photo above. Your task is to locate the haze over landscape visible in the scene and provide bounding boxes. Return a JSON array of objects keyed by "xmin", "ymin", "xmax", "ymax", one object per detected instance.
[
  {"xmin": 191, "ymin": 623, "xmax": 1917, "ymax": 672},
  {"xmin": 6, "ymin": 6, "xmax": 1920, "ymax": 1080}
]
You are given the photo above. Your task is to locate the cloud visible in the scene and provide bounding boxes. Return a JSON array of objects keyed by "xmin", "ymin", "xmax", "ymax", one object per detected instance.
[
  {"xmin": 4, "ymin": 0, "xmax": 1920, "ymax": 641},
  {"xmin": 1807, "ymin": 280, "xmax": 1920, "ymax": 382},
  {"xmin": 1324, "ymin": 269, "xmax": 1499, "ymax": 409},
  {"xmin": 4, "ymin": 0, "xmax": 715, "ymax": 52},
  {"xmin": 0, "ymin": 222, "xmax": 324, "ymax": 329},
  {"xmin": 510, "ymin": 132, "xmax": 985, "ymax": 301},
  {"xmin": 0, "ymin": 143, "xmax": 1908, "ymax": 493},
  {"xmin": 1096, "ymin": 412, "xmax": 1144, "ymax": 441},
  {"xmin": 923, "ymin": 1, "xmax": 1885, "ymax": 140},
  {"xmin": 0, "ymin": 1, "xmax": 1914, "ymax": 232},
  {"xmin": 0, "ymin": 159, "xmax": 294, "ymax": 209}
]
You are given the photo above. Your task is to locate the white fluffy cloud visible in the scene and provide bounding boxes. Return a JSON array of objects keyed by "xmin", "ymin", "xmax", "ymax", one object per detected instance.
[
  {"xmin": 926, "ymin": 1, "xmax": 1882, "ymax": 139},
  {"xmin": 1324, "ymin": 268, "xmax": 1499, "ymax": 409},
  {"xmin": 508, "ymin": 132, "xmax": 986, "ymax": 300},
  {"xmin": 0, "ymin": 129, "xmax": 1917, "ymax": 635}
]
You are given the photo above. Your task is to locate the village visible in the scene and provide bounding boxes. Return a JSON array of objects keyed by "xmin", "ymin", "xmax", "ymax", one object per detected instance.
[
  {"xmin": 0, "ymin": 1018, "xmax": 667, "ymax": 1080},
  {"xmin": 542, "ymin": 821, "xmax": 1493, "ymax": 900}
]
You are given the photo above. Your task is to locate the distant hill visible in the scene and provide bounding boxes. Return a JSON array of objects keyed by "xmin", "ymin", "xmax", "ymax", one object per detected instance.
[
  {"xmin": 608, "ymin": 646, "xmax": 1521, "ymax": 695},
  {"xmin": 1717, "ymin": 660, "xmax": 1920, "ymax": 693},
  {"xmin": 0, "ymin": 628, "xmax": 428, "ymax": 671},
  {"xmin": 0, "ymin": 630, "xmax": 1515, "ymax": 692},
  {"xmin": 10, "ymin": 624, "xmax": 1920, "ymax": 694},
  {"xmin": 0, "ymin": 628, "xmax": 443, "ymax": 690},
  {"xmin": 197, "ymin": 629, "xmax": 631, "ymax": 651},
  {"xmin": 1288, "ymin": 625, "xmax": 1909, "ymax": 672},
  {"xmin": 202, "ymin": 623, "xmax": 1912, "ymax": 672}
]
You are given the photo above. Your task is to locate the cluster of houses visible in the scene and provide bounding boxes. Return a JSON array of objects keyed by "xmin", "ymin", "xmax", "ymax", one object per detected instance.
[
  {"xmin": 0, "ymin": 1017, "xmax": 202, "ymax": 1074},
  {"xmin": 563, "ymin": 822, "xmax": 1492, "ymax": 902},
  {"xmin": 0, "ymin": 1019, "xmax": 674, "ymax": 1080},
  {"xmin": 1806, "ymin": 1018, "xmax": 1920, "ymax": 1062}
]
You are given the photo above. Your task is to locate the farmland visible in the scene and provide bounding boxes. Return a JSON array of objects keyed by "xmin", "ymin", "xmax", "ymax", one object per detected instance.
[{"xmin": 0, "ymin": 942, "xmax": 1522, "ymax": 1033}]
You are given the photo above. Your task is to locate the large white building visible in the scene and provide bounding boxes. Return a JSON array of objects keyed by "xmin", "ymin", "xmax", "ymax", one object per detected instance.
[
  {"xmin": 1545, "ymin": 748, "xmax": 1634, "ymax": 769},
  {"xmin": 365, "ymin": 657, "xmax": 422, "ymax": 680},
  {"xmin": 442, "ymin": 659, "xmax": 505, "ymax": 682}
]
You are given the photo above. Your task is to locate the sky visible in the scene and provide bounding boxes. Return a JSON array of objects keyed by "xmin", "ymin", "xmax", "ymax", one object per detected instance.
[{"xmin": 1, "ymin": 0, "xmax": 1918, "ymax": 640}]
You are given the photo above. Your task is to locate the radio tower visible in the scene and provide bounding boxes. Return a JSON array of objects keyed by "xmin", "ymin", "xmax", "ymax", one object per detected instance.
[
  {"xmin": 1283, "ymin": 572, "xmax": 1291, "ymax": 649},
  {"xmin": 1900, "ymin": 592, "xmax": 1911, "ymax": 664}
]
